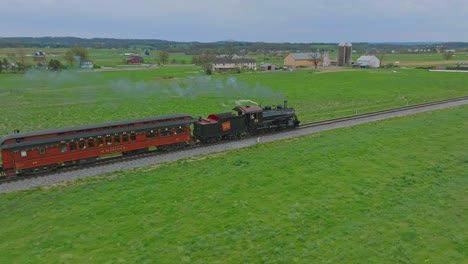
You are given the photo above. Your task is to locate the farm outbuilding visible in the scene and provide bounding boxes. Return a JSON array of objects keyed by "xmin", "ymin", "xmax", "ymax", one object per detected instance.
[
  {"xmin": 260, "ymin": 63, "xmax": 278, "ymax": 71},
  {"xmin": 356, "ymin": 55, "xmax": 380, "ymax": 68}
]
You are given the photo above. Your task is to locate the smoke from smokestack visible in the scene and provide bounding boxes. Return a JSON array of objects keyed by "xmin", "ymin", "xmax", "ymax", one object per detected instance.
[{"xmin": 235, "ymin": 99, "xmax": 259, "ymax": 106}]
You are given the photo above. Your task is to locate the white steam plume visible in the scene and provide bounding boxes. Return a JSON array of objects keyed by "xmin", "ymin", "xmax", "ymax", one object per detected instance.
[{"xmin": 235, "ymin": 99, "xmax": 259, "ymax": 105}]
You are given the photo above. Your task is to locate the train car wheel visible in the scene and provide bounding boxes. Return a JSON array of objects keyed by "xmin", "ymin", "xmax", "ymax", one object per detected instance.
[
  {"xmin": 124, "ymin": 148, "xmax": 148, "ymax": 155},
  {"xmin": 78, "ymin": 157, "xmax": 97, "ymax": 165}
]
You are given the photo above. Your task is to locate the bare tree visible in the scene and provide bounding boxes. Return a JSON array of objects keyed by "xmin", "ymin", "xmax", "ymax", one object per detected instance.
[
  {"xmin": 442, "ymin": 51, "xmax": 454, "ymax": 60},
  {"xmin": 224, "ymin": 41, "xmax": 237, "ymax": 59},
  {"xmin": 159, "ymin": 51, "xmax": 169, "ymax": 65},
  {"xmin": 309, "ymin": 50, "xmax": 322, "ymax": 69},
  {"xmin": 15, "ymin": 47, "xmax": 27, "ymax": 66},
  {"xmin": 375, "ymin": 51, "xmax": 385, "ymax": 67},
  {"xmin": 191, "ymin": 54, "xmax": 214, "ymax": 65}
]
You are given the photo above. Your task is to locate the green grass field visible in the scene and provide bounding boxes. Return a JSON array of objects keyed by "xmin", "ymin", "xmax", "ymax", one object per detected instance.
[
  {"xmin": 0, "ymin": 48, "xmax": 193, "ymax": 67},
  {"xmin": 0, "ymin": 55, "xmax": 467, "ymax": 263},
  {"xmin": 0, "ymin": 67, "xmax": 466, "ymax": 136},
  {"xmin": 0, "ymin": 104, "xmax": 466, "ymax": 263}
]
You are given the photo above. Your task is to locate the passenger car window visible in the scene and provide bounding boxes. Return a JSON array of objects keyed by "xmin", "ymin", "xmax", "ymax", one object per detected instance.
[
  {"xmin": 88, "ymin": 138, "xmax": 95, "ymax": 148},
  {"xmin": 69, "ymin": 141, "xmax": 77, "ymax": 151},
  {"xmin": 60, "ymin": 144, "xmax": 67, "ymax": 153},
  {"xmin": 130, "ymin": 132, "xmax": 137, "ymax": 141},
  {"xmin": 161, "ymin": 128, "xmax": 172, "ymax": 136}
]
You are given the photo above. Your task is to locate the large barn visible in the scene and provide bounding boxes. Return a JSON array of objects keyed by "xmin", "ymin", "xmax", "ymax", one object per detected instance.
[
  {"xmin": 283, "ymin": 52, "xmax": 330, "ymax": 69},
  {"xmin": 356, "ymin": 55, "xmax": 380, "ymax": 68}
]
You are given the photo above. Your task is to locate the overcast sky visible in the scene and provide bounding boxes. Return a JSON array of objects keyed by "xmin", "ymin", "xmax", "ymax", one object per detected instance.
[{"xmin": 2, "ymin": 0, "xmax": 467, "ymax": 43}]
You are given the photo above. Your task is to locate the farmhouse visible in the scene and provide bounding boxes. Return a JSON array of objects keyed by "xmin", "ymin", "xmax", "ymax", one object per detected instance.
[
  {"xmin": 212, "ymin": 57, "xmax": 257, "ymax": 72},
  {"xmin": 81, "ymin": 61, "xmax": 94, "ymax": 69},
  {"xmin": 284, "ymin": 52, "xmax": 330, "ymax": 69},
  {"xmin": 356, "ymin": 55, "xmax": 380, "ymax": 68},
  {"xmin": 33, "ymin": 50, "xmax": 47, "ymax": 64}
]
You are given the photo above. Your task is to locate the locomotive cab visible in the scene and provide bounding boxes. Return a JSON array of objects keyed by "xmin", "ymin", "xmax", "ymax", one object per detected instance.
[{"xmin": 233, "ymin": 105, "xmax": 263, "ymax": 134}]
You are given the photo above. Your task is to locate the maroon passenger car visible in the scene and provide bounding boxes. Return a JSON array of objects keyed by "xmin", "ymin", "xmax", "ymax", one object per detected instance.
[{"xmin": 0, "ymin": 114, "xmax": 195, "ymax": 176}]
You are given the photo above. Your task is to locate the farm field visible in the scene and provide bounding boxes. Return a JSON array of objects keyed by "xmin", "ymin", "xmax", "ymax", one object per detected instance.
[
  {"xmin": 1, "ymin": 47, "xmax": 467, "ymax": 68},
  {"xmin": 0, "ymin": 67, "xmax": 467, "ymax": 136},
  {"xmin": 0, "ymin": 104, "xmax": 466, "ymax": 263},
  {"xmin": 0, "ymin": 48, "xmax": 193, "ymax": 67},
  {"xmin": 374, "ymin": 52, "xmax": 468, "ymax": 67}
]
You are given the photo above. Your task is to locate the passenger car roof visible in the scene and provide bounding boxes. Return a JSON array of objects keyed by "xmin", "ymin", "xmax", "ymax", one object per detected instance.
[{"xmin": 1, "ymin": 114, "xmax": 194, "ymax": 148}]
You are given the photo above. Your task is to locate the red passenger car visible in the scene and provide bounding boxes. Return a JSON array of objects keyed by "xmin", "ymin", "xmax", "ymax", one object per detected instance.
[{"xmin": 1, "ymin": 114, "xmax": 195, "ymax": 176}]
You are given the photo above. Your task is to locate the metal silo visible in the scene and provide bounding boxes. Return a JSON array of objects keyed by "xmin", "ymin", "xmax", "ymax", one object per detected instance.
[{"xmin": 337, "ymin": 42, "xmax": 352, "ymax": 66}]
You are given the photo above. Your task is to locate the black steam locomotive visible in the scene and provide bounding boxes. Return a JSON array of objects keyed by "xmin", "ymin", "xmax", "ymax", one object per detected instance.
[
  {"xmin": 1, "ymin": 101, "xmax": 299, "ymax": 176},
  {"xmin": 194, "ymin": 100, "xmax": 300, "ymax": 142}
]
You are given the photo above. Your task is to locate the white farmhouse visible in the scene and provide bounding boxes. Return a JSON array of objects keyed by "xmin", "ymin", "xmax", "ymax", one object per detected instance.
[
  {"xmin": 212, "ymin": 57, "xmax": 257, "ymax": 72},
  {"xmin": 356, "ymin": 55, "xmax": 380, "ymax": 68}
]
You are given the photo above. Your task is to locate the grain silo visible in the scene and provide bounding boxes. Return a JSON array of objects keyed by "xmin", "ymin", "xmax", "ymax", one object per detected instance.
[{"xmin": 337, "ymin": 43, "xmax": 352, "ymax": 66}]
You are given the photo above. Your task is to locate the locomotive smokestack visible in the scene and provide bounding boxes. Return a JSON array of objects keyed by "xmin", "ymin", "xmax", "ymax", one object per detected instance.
[{"xmin": 284, "ymin": 100, "xmax": 288, "ymax": 110}]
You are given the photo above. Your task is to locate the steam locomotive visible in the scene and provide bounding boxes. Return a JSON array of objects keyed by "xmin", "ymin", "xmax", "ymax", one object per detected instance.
[{"xmin": 0, "ymin": 101, "xmax": 299, "ymax": 177}]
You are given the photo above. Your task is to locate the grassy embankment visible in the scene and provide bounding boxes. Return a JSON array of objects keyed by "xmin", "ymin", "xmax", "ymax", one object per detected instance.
[{"xmin": 0, "ymin": 104, "xmax": 466, "ymax": 263}]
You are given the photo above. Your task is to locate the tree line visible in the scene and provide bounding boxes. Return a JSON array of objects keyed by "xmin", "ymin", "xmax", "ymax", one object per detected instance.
[{"xmin": 3, "ymin": 37, "xmax": 466, "ymax": 54}]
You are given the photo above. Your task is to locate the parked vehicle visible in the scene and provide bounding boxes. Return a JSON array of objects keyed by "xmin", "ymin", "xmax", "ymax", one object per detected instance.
[{"xmin": 126, "ymin": 56, "xmax": 144, "ymax": 64}]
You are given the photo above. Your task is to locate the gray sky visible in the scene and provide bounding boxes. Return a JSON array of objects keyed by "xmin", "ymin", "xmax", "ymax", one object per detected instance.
[{"xmin": 2, "ymin": 0, "xmax": 467, "ymax": 42}]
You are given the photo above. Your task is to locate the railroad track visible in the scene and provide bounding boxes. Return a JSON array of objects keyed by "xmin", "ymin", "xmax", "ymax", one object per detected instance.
[
  {"xmin": 1, "ymin": 96, "xmax": 467, "ymax": 188},
  {"xmin": 300, "ymin": 96, "xmax": 468, "ymax": 129}
]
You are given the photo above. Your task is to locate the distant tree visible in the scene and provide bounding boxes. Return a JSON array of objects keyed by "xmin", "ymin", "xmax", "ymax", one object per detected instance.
[
  {"xmin": 171, "ymin": 58, "xmax": 177, "ymax": 64},
  {"xmin": 0, "ymin": 59, "xmax": 3, "ymax": 73},
  {"xmin": 442, "ymin": 51, "xmax": 454, "ymax": 60},
  {"xmin": 71, "ymin": 46, "xmax": 89, "ymax": 61},
  {"xmin": 48, "ymin": 59, "xmax": 64, "ymax": 71},
  {"xmin": 64, "ymin": 49, "xmax": 75, "ymax": 66},
  {"xmin": 309, "ymin": 50, "xmax": 322, "ymax": 69},
  {"xmin": 64, "ymin": 46, "xmax": 89, "ymax": 66},
  {"xmin": 2, "ymin": 58, "xmax": 9, "ymax": 72},
  {"xmin": 191, "ymin": 54, "xmax": 214, "ymax": 65},
  {"xmin": 159, "ymin": 51, "xmax": 169, "ymax": 64},
  {"xmin": 224, "ymin": 41, "xmax": 238, "ymax": 58},
  {"xmin": 202, "ymin": 63, "xmax": 212, "ymax": 75},
  {"xmin": 16, "ymin": 47, "xmax": 27, "ymax": 66},
  {"xmin": 15, "ymin": 62, "xmax": 26, "ymax": 73},
  {"xmin": 375, "ymin": 51, "xmax": 385, "ymax": 66}
]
